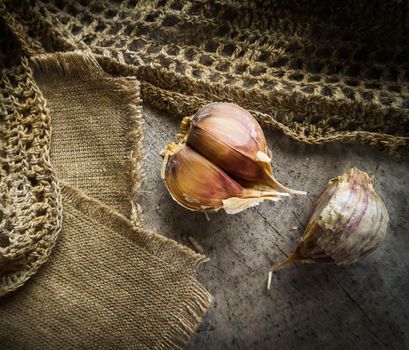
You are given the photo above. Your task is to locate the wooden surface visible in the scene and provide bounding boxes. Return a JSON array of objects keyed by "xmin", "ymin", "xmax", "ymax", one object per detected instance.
[{"xmin": 139, "ymin": 105, "xmax": 409, "ymax": 350}]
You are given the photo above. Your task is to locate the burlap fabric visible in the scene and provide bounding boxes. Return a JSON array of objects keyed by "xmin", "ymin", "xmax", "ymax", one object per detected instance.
[
  {"xmin": 2, "ymin": 0, "xmax": 409, "ymax": 153},
  {"xmin": 0, "ymin": 42, "xmax": 211, "ymax": 348},
  {"xmin": 1, "ymin": 0, "xmax": 409, "ymax": 348},
  {"xmin": 0, "ymin": 183, "xmax": 211, "ymax": 349},
  {"xmin": 33, "ymin": 52, "xmax": 143, "ymax": 220}
]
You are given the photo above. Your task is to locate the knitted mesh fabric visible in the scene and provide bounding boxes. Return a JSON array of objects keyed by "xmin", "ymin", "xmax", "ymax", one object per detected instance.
[
  {"xmin": 0, "ymin": 0, "xmax": 408, "ymax": 346},
  {"xmin": 0, "ymin": 58, "xmax": 62, "ymax": 297},
  {"xmin": 1, "ymin": 0, "xmax": 408, "ymax": 153},
  {"xmin": 0, "ymin": 47, "xmax": 212, "ymax": 348},
  {"xmin": 0, "ymin": 182, "xmax": 211, "ymax": 349}
]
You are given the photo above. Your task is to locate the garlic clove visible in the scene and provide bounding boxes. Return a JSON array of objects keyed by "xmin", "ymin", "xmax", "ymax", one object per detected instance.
[
  {"xmin": 162, "ymin": 142, "xmax": 285, "ymax": 213},
  {"xmin": 271, "ymin": 168, "xmax": 389, "ymax": 270},
  {"xmin": 185, "ymin": 103, "xmax": 269, "ymax": 181},
  {"xmin": 315, "ymin": 169, "xmax": 389, "ymax": 265},
  {"xmin": 183, "ymin": 102, "xmax": 305, "ymax": 195}
]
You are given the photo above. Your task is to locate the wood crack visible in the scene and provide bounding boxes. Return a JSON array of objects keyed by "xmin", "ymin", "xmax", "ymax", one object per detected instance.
[
  {"xmin": 335, "ymin": 279, "xmax": 389, "ymax": 349},
  {"xmin": 254, "ymin": 207, "xmax": 285, "ymax": 240}
]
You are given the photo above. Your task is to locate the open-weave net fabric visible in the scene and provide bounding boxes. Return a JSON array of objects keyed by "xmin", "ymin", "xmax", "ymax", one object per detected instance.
[
  {"xmin": 0, "ymin": 50, "xmax": 212, "ymax": 348},
  {"xmin": 2, "ymin": 0, "xmax": 409, "ymax": 153},
  {"xmin": 0, "ymin": 182, "xmax": 211, "ymax": 349},
  {"xmin": 0, "ymin": 5, "xmax": 212, "ymax": 348},
  {"xmin": 0, "ymin": 57, "xmax": 62, "ymax": 297},
  {"xmin": 0, "ymin": 0, "xmax": 409, "ymax": 347}
]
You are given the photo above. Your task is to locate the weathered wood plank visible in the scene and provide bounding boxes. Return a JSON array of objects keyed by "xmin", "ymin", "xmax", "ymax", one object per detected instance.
[{"xmin": 140, "ymin": 105, "xmax": 409, "ymax": 350}]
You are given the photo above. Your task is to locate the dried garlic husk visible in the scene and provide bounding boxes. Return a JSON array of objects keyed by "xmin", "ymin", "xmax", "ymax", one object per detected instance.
[
  {"xmin": 180, "ymin": 102, "xmax": 305, "ymax": 195},
  {"xmin": 162, "ymin": 143, "xmax": 286, "ymax": 214},
  {"xmin": 271, "ymin": 168, "xmax": 389, "ymax": 270}
]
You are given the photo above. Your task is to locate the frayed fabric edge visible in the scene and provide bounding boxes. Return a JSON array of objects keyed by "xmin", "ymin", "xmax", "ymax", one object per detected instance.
[
  {"xmin": 30, "ymin": 51, "xmax": 106, "ymax": 83},
  {"xmin": 28, "ymin": 51, "xmax": 212, "ymax": 347},
  {"xmin": 31, "ymin": 50, "xmax": 209, "ymax": 274},
  {"xmin": 63, "ymin": 179, "xmax": 213, "ymax": 349},
  {"xmin": 60, "ymin": 180, "xmax": 209, "ymax": 275}
]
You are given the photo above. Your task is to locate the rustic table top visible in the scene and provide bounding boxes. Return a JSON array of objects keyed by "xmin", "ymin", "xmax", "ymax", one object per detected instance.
[{"xmin": 140, "ymin": 105, "xmax": 409, "ymax": 350}]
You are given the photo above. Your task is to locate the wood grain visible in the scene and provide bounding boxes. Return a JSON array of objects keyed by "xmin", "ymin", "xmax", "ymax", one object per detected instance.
[{"xmin": 140, "ymin": 105, "xmax": 409, "ymax": 350}]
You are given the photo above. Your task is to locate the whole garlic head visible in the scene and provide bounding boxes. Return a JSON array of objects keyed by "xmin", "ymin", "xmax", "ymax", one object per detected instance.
[
  {"xmin": 272, "ymin": 168, "xmax": 389, "ymax": 270},
  {"xmin": 162, "ymin": 103, "xmax": 305, "ymax": 214},
  {"xmin": 182, "ymin": 102, "xmax": 305, "ymax": 195},
  {"xmin": 162, "ymin": 142, "xmax": 283, "ymax": 214}
]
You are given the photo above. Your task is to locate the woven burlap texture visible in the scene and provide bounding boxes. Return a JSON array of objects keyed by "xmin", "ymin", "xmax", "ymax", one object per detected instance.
[
  {"xmin": 0, "ymin": 51, "xmax": 211, "ymax": 348},
  {"xmin": 1, "ymin": 0, "xmax": 408, "ymax": 153},
  {"xmin": 1, "ymin": 0, "xmax": 409, "ymax": 347},
  {"xmin": 0, "ymin": 182, "xmax": 211, "ymax": 349},
  {"xmin": 33, "ymin": 52, "xmax": 143, "ymax": 221}
]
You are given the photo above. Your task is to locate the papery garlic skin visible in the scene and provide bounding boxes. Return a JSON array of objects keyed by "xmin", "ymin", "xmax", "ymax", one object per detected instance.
[
  {"xmin": 162, "ymin": 143, "xmax": 282, "ymax": 214},
  {"xmin": 184, "ymin": 102, "xmax": 305, "ymax": 195},
  {"xmin": 272, "ymin": 168, "xmax": 389, "ymax": 270},
  {"xmin": 162, "ymin": 102, "xmax": 305, "ymax": 215},
  {"xmin": 311, "ymin": 168, "xmax": 389, "ymax": 265},
  {"xmin": 186, "ymin": 103, "xmax": 271, "ymax": 182}
]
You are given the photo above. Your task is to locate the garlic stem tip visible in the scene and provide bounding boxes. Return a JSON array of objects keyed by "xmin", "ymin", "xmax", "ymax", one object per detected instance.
[
  {"xmin": 270, "ymin": 254, "xmax": 299, "ymax": 271},
  {"xmin": 267, "ymin": 271, "xmax": 272, "ymax": 290},
  {"xmin": 294, "ymin": 190, "xmax": 307, "ymax": 195}
]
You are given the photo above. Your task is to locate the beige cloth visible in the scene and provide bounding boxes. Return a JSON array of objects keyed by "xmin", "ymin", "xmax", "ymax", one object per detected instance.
[
  {"xmin": 0, "ymin": 183, "xmax": 211, "ymax": 349},
  {"xmin": 33, "ymin": 52, "xmax": 141, "ymax": 219},
  {"xmin": 2, "ymin": 0, "xmax": 408, "ymax": 347},
  {"xmin": 0, "ymin": 51, "xmax": 211, "ymax": 348}
]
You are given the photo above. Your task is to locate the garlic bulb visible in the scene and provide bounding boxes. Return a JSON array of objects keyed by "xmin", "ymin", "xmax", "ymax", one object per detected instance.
[
  {"xmin": 162, "ymin": 143, "xmax": 285, "ymax": 214},
  {"xmin": 181, "ymin": 102, "xmax": 305, "ymax": 195},
  {"xmin": 161, "ymin": 102, "xmax": 305, "ymax": 214},
  {"xmin": 271, "ymin": 168, "xmax": 389, "ymax": 270}
]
